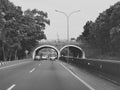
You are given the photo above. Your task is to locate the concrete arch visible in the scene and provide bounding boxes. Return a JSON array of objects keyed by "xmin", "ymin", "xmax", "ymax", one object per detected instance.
[
  {"xmin": 32, "ymin": 45, "xmax": 60, "ymax": 59},
  {"xmin": 60, "ymin": 45, "xmax": 85, "ymax": 59}
]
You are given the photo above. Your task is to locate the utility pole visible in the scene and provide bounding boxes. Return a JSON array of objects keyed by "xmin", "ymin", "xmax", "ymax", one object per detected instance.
[
  {"xmin": 55, "ymin": 10, "xmax": 80, "ymax": 63},
  {"xmin": 55, "ymin": 10, "xmax": 80, "ymax": 41}
]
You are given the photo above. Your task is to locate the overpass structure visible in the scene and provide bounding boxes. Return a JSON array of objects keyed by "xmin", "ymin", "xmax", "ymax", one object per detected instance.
[{"xmin": 32, "ymin": 41, "xmax": 85, "ymax": 59}]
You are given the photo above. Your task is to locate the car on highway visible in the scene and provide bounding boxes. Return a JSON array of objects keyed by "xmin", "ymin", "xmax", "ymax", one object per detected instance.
[
  {"xmin": 50, "ymin": 56, "xmax": 56, "ymax": 61},
  {"xmin": 34, "ymin": 55, "xmax": 41, "ymax": 61},
  {"xmin": 41, "ymin": 55, "xmax": 48, "ymax": 60}
]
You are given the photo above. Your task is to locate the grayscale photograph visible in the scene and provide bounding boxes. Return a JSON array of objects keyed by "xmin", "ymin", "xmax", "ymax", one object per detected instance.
[{"xmin": 0, "ymin": 0, "xmax": 120, "ymax": 90}]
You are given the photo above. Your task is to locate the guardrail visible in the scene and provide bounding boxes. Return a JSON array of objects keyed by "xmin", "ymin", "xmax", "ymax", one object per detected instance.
[
  {"xmin": 0, "ymin": 58, "xmax": 32, "ymax": 66},
  {"xmin": 59, "ymin": 56, "xmax": 120, "ymax": 77}
]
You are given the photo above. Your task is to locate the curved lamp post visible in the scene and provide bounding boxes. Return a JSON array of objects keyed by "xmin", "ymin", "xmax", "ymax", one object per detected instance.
[
  {"xmin": 55, "ymin": 10, "xmax": 80, "ymax": 41},
  {"xmin": 55, "ymin": 10, "xmax": 80, "ymax": 63}
]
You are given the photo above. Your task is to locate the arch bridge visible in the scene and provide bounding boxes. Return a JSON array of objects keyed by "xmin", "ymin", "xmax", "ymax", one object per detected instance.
[{"xmin": 32, "ymin": 41, "xmax": 85, "ymax": 60}]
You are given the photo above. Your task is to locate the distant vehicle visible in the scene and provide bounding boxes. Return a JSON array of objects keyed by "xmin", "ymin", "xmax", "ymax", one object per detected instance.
[
  {"xmin": 34, "ymin": 55, "xmax": 40, "ymax": 61},
  {"xmin": 41, "ymin": 55, "xmax": 48, "ymax": 60},
  {"xmin": 50, "ymin": 56, "xmax": 56, "ymax": 61}
]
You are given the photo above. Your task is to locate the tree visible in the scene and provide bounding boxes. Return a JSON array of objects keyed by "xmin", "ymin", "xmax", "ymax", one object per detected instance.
[
  {"xmin": 78, "ymin": 1, "xmax": 120, "ymax": 53},
  {"xmin": 20, "ymin": 9, "xmax": 50, "ymax": 53},
  {"xmin": 0, "ymin": 0, "xmax": 50, "ymax": 61},
  {"xmin": 0, "ymin": 0, "xmax": 23, "ymax": 60}
]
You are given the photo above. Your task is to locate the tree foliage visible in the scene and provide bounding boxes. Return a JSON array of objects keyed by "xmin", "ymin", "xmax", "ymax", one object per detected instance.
[
  {"xmin": 77, "ymin": 1, "xmax": 120, "ymax": 53},
  {"xmin": 0, "ymin": 0, "xmax": 50, "ymax": 61}
]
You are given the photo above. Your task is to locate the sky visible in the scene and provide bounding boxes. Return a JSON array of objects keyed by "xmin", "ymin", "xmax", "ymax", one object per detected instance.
[{"xmin": 10, "ymin": 0, "xmax": 119, "ymax": 40}]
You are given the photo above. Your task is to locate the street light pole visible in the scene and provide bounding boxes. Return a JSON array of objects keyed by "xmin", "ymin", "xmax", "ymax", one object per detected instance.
[
  {"xmin": 67, "ymin": 16, "xmax": 69, "ymax": 41},
  {"xmin": 55, "ymin": 10, "xmax": 80, "ymax": 63},
  {"xmin": 55, "ymin": 10, "xmax": 80, "ymax": 41}
]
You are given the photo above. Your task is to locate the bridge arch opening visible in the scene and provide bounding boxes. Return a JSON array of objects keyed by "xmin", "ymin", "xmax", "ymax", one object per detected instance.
[
  {"xmin": 32, "ymin": 45, "xmax": 60, "ymax": 60},
  {"xmin": 60, "ymin": 45, "xmax": 85, "ymax": 59}
]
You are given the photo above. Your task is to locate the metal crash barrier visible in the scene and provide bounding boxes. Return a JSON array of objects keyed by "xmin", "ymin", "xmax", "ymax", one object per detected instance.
[{"xmin": 59, "ymin": 56, "xmax": 120, "ymax": 77}]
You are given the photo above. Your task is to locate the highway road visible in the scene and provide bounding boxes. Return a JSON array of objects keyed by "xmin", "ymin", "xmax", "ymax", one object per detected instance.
[{"xmin": 0, "ymin": 59, "xmax": 120, "ymax": 90}]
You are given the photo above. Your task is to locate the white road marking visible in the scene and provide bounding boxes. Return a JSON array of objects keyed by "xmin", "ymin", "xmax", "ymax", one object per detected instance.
[
  {"xmin": 39, "ymin": 63, "xmax": 41, "ymax": 66},
  {"xmin": 7, "ymin": 84, "xmax": 16, "ymax": 90},
  {"xmin": 0, "ymin": 61, "xmax": 32, "ymax": 70},
  {"xmin": 30, "ymin": 68, "xmax": 35, "ymax": 73},
  {"xmin": 98, "ymin": 73, "xmax": 119, "ymax": 84},
  {"xmin": 59, "ymin": 62, "xmax": 95, "ymax": 90}
]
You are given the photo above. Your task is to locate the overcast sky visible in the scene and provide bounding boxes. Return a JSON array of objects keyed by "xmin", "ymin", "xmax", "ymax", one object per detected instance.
[{"xmin": 10, "ymin": 0, "xmax": 119, "ymax": 40}]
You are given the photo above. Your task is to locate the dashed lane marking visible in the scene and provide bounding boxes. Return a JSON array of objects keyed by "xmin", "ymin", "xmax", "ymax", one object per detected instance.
[
  {"xmin": 7, "ymin": 84, "xmax": 16, "ymax": 90},
  {"xmin": 59, "ymin": 62, "xmax": 95, "ymax": 90},
  {"xmin": 29, "ymin": 68, "xmax": 35, "ymax": 73}
]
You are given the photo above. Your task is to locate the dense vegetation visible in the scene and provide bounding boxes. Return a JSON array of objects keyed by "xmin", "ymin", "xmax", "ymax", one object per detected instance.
[
  {"xmin": 0, "ymin": 0, "xmax": 50, "ymax": 61},
  {"xmin": 77, "ymin": 2, "xmax": 120, "ymax": 55}
]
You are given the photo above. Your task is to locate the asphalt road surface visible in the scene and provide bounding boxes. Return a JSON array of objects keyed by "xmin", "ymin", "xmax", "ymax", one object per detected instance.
[{"xmin": 0, "ymin": 59, "xmax": 120, "ymax": 90}]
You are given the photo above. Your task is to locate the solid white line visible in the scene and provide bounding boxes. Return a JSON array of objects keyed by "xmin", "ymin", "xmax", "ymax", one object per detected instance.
[
  {"xmin": 98, "ymin": 73, "xmax": 119, "ymax": 84},
  {"xmin": 59, "ymin": 62, "xmax": 95, "ymax": 90},
  {"xmin": 30, "ymin": 68, "xmax": 35, "ymax": 73},
  {"xmin": 0, "ymin": 61, "xmax": 32, "ymax": 70},
  {"xmin": 7, "ymin": 84, "xmax": 16, "ymax": 90}
]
